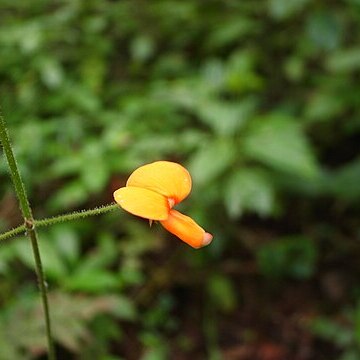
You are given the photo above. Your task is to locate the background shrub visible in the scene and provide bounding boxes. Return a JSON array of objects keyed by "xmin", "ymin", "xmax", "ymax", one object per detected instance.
[{"xmin": 1, "ymin": 0, "xmax": 360, "ymax": 358}]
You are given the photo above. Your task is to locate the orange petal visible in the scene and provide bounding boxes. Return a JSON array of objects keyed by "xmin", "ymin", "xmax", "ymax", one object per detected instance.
[
  {"xmin": 127, "ymin": 161, "xmax": 192, "ymax": 204},
  {"xmin": 114, "ymin": 186, "xmax": 169, "ymax": 220},
  {"xmin": 160, "ymin": 209, "xmax": 213, "ymax": 249}
]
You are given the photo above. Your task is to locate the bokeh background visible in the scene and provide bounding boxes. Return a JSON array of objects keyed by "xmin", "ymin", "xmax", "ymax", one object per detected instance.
[{"xmin": 1, "ymin": 1, "xmax": 360, "ymax": 359}]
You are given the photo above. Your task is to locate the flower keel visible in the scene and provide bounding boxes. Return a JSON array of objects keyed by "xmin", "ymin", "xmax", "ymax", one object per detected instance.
[{"xmin": 160, "ymin": 209, "xmax": 213, "ymax": 249}]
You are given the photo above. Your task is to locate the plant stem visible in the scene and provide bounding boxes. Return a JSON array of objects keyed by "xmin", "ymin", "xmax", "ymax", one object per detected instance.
[
  {"xmin": 0, "ymin": 118, "xmax": 31, "ymax": 219},
  {"xmin": 0, "ymin": 224, "xmax": 26, "ymax": 242},
  {"xmin": 0, "ymin": 114, "xmax": 56, "ymax": 360},
  {"xmin": 28, "ymin": 226, "xmax": 55, "ymax": 360},
  {"xmin": 36, "ymin": 203, "xmax": 119, "ymax": 228},
  {"xmin": 0, "ymin": 203, "xmax": 119, "ymax": 242}
]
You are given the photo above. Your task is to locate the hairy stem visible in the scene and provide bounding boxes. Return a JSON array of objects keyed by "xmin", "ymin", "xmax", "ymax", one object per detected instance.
[
  {"xmin": 0, "ymin": 203, "xmax": 119, "ymax": 242},
  {"xmin": 36, "ymin": 203, "xmax": 119, "ymax": 227},
  {"xmin": 28, "ymin": 225, "xmax": 55, "ymax": 359},
  {"xmin": 0, "ymin": 224, "xmax": 26, "ymax": 242},
  {"xmin": 0, "ymin": 113, "xmax": 56, "ymax": 360}
]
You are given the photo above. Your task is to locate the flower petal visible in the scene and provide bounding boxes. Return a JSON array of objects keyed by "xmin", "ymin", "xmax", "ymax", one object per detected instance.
[
  {"xmin": 160, "ymin": 209, "xmax": 213, "ymax": 249},
  {"xmin": 114, "ymin": 186, "xmax": 169, "ymax": 220},
  {"xmin": 126, "ymin": 161, "xmax": 192, "ymax": 204}
]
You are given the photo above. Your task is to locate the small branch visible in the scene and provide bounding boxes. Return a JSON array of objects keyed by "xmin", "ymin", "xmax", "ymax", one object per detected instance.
[
  {"xmin": 0, "ymin": 224, "xmax": 26, "ymax": 242},
  {"xmin": 35, "ymin": 203, "xmax": 119, "ymax": 228},
  {"xmin": 0, "ymin": 204, "xmax": 119, "ymax": 243}
]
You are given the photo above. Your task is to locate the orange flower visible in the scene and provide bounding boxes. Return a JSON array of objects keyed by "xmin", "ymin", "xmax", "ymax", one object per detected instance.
[{"xmin": 113, "ymin": 161, "xmax": 213, "ymax": 248}]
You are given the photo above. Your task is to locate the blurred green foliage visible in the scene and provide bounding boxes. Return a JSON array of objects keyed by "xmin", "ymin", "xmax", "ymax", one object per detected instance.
[
  {"xmin": 1, "ymin": 0, "xmax": 360, "ymax": 358},
  {"xmin": 257, "ymin": 235, "xmax": 317, "ymax": 279}
]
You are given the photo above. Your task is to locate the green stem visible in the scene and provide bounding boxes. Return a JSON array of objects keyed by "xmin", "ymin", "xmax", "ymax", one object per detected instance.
[
  {"xmin": 36, "ymin": 203, "xmax": 119, "ymax": 228},
  {"xmin": 0, "ymin": 117, "xmax": 31, "ymax": 219},
  {"xmin": 28, "ymin": 226, "xmax": 54, "ymax": 358},
  {"xmin": 0, "ymin": 113, "xmax": 56, "ymax": 360},
  {"xmin": 0, "ymin": 224, "xmax": 26, "ymax": 242},
  {"xmin": 0, "ymin": 204, "xmax": 119, "ymax": 243}
]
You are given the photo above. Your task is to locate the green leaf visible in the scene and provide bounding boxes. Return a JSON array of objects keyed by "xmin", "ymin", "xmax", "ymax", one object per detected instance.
[
  {"xmin": 304, "ymin": 91, "xmax": 344, "ymax": 122},
  {"xmin": 131, "ymin": 35, "xmax": 155, "ymax": 63},
  {"xmin": 51, "ymin": 224, "xmax": 80, "ymax": 266},
  {"xmin": 49, "ymin": 153, "xmax": 82, "ymax": 177},
  {"xmin": 330, "ymin": 158, "xmax": 360, "ymax": 200},
  {"xmin": 64, "ymin": 270, "xmax": 119, "ymax": 293},
  {"xmin": 110, "ymin": 296, "xmax": 137, "ymax": 320},
  {"xmin": 284, "ymin": 57, "xmax": 304, "ymax": 81},
  {"xmin": 341, "ymin": 350, "xmax": 360, "ymax": 360},
  {"xmin": 327, "ymin": 48, "xmax": 360, "ymax": 73},
  {"xmin": 141, "ymin": 333, "xmax": 169, "ymax": 360},
  {"xmin": 0, "ymin": 325, "xmax": 23, "ymax": 359},
  {"xmin": 49, "ymin": 181, "xmax": 88, "ymax": 210},
  {"xmin": 310, "ymin": 317, "xmax": 353, "ymax": 346},
  {"xmin": 269, "ymin": 0, "xmax": 310, "ymax": 19},
  {"xmin": 80, "ymin": 142, "xmax": 109, "ymax": 193},
  {"xmin": 243, "ymin": 115, "xmax": 319, "ymax": 178},
  {"xmin": 306, "ymin": 12, "xmax": 342, "ymax": 51},
  {"xmin": 197, "ymin": 97, "xmax": 257, "ymax": 136},
  {"xmin": 14, "ymin": 237, "xmax": 67, "ymax": 280},
  {"xmin": 81, "ymin": 54, "xmax": 106, "ymax": 92},
  {"xmin": 225, "ymin": 51, "xmax": 264, "ymax": 92},
  {"xmin": 0, "ymin": 291, "xmax": 132, "ymax": 355},
  {"xmin": 188, "ymin": 139, "xmax": 236, "ymax": 185},
  {"xmin": 225, "ymin": 168, "xmax": 276, "ymax": 218},
  {"xmin": 37, "ymin": 57, "xmax": 63, "ymax": 89},
  {"xmin": 206, "ymin": 18, "xmax": 258, "ymax": 50},
  {"xmin": 74, "ymin": 233, "xmax": 118, "ymax": 274},
  {"xmin": 0, "ymin": 242, "xmax": 18, "ymax": 274}
]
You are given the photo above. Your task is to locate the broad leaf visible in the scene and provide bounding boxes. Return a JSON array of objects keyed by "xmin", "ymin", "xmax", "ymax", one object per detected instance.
[{"xmin": 243, "ymin": 115, "xmax": 319, "ymax": 178}]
